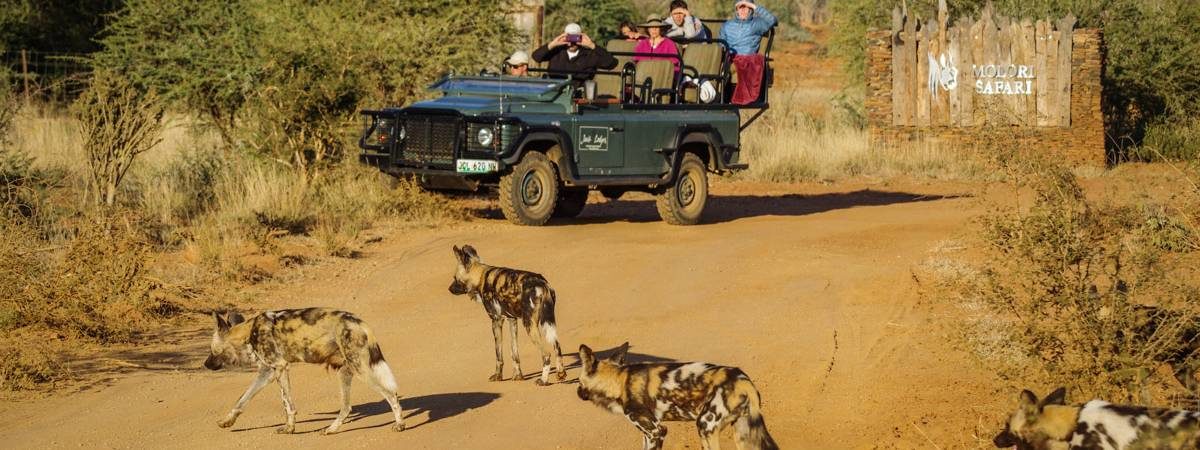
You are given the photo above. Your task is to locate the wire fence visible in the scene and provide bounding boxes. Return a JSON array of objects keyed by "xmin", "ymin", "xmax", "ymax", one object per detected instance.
[{"xmin": 1, "ymin": 50, "xmax": 91, "ymax": 105}]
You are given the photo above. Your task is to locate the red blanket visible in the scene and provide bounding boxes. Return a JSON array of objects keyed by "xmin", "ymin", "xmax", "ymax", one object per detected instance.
[{"xmin": 731, "ymin": 54, "xmax": 765, "ymax": 105}]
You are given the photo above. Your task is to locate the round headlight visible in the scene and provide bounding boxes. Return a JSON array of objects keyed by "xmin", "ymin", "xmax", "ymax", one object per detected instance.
[{"xmin": 477, "ymin": 127, "xmax": 494, "ymax": 147}]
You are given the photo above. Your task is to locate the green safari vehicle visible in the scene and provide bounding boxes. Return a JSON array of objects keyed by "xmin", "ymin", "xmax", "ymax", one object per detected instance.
[{"xmin": 359, "ymin": 30, "xmax": 774, "ymax": 225}]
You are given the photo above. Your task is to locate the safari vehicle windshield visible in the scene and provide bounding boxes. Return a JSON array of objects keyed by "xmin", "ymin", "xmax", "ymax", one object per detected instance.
[{"xmin": 432, "ymin": 76, "xmax": 571, "ymax": 100}]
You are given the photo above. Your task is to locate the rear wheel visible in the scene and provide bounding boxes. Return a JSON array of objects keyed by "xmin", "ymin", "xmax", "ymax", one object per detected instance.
[
  {"xmin": 655, "ymin": 153, "xmax": 708, "ymax": 225},
  {"xmin": 499, "ymin": 152, "xmax": 559, "ymax": 226},
  {"xmin": 553, "ymin": 188, "xmax": 589, "ymax": 218}
]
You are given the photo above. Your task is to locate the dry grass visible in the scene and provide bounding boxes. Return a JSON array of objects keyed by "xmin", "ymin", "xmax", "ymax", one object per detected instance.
[
  {"xmin": 924, "ymin": 161, "xmax": 1200, "ymax": 406},
  {"xmin": 739, "ymin": 87, "xmax": 988, "ymax": 183},
  {"xmin": 1, "ymin": 106, "xmax": 466, "ymax": 390}
]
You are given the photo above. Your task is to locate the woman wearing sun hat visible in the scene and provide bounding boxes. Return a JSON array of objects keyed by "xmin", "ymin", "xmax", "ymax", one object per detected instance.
[{"xmin": 632, "ymin": 15, "xmax": 680, "ymax": 72}]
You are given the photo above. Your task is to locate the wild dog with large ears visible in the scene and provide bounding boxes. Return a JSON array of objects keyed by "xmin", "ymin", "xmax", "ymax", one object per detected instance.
[
  {"xmin": 577, "ymin": 342, "xmax": 778, "ymax": 450},
  {"xmin": 448, "ymin": 244, "xmax": 566, "ymax": 385},
  {"xmin": 995, "ymin": 387, "xmax": 1200, "ymax": 449},
  {"xmin": 205, "ymin": 308, "xmax": 405, "ymax": 434}
]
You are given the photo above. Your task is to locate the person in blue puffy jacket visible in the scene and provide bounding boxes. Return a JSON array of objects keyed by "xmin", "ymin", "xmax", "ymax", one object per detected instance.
[
  {"xmin": 720, "ymin": 0, "xmax": 776, "ymax": 104},
  {"xmin": 719, "ymin": 0, "xmax": 777, "ymax": 55}
]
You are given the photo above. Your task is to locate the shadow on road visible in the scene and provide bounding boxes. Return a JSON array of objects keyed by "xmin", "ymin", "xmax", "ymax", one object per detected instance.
[
  {"xmin": 468, "ymin": 190, "xmax": 962, "ymax": 225},
  {"xmin": 232, "ymin": 391, "xmax": 502, "ymax": 434}
]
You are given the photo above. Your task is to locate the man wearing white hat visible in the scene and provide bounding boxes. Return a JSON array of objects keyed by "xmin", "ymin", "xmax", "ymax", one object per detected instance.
[
  {"xmin": 506, "ymin": 50, "xmax": 531, "ymax": 77},
  {"xmin": 531, "ymin": 23, "xmax": 617, "ymax": 82}
]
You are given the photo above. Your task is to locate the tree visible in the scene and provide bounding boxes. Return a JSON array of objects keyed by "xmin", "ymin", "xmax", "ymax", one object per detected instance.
[
  {"xmin": 545, "ymin": 0, "xmax": 636, "ymax": 42},
  {"xmin": 74, "ymin": 71, "xmax": 164, "ymax": 207}
]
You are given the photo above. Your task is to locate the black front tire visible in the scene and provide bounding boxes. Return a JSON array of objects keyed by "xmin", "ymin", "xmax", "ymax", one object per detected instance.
[
  {"xmin": 655, "ymin": 153, "xmax": 708, "ymax": 225},
  {"xmin": 499, "ymin": 152, "xmax": 559, "ymax": 226},
  {"xmin": 553, "ymin": 188, "xmax": 589, "ymax": 218}
]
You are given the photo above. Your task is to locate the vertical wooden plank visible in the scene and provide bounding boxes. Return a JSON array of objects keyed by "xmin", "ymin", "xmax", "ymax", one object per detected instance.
[
  {"xmin": 997, "ymin": 15, "xmax": 1018, "ymax": 125},
  {"xmin": 974, "ymin": 11, "xmax": 993, "ymax": 125},
  {"xmin": 1035, "ymin": 19, "xmax": 1050, "ymax": 126},
  {"xmin": 930, "ymin": 20, "xmax": 950, "ymax": 126},
  {"xmin": 902, "ymin": 15, "xmax": 918, "ymax": 126},
  {"xmin": 966, "ymin": 16, "xmax": 982, "ymax": 126},
  {"xmin": 1045, "ymin": 24, "xmax": 1060, "ymax": 127},
  {"xmin": 1020, "ymin": 19, "xmax": 1036, "ymax": 126},
  {"xmin": 1056, "ymin": 14, "xmax": 1076, "ymax": 126},
  {"xmin": 948, "ymin": 21, "xmax": 962, "ymax": 126},
  {"xmin": 891, "ymin": 7, "xmax": 906, "ymax": 126},
  {"xmin": 916, "ymin": 20, "xmax": 932, "ymax": 127}
]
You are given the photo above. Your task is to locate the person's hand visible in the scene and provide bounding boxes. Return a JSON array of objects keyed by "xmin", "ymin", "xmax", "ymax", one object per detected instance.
[
  {"xmin": 549, "ymin": 33, "xmax": 568, "ymax": 49},
  {"xmin": 580, "ymin": 33, "xmax": 596, "ymax": 49}
]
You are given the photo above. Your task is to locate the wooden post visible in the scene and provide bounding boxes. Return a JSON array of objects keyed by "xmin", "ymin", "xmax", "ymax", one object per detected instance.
[
  {"xmin": 534, "ymin": 4, "xmax": 544, "ymax": 51},
  {"xmin": 20, "ymin": 49, "xmax": 29, "ymax": 104}
]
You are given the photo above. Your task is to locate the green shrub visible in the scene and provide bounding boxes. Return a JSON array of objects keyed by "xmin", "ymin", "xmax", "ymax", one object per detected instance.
[
  {"xmin": 96, "ymin": 0, "xmax": 519, "ymax": 173},
  {"xmin": 546, "ymin": 0, "xmax": 636, "ymax": 41}
]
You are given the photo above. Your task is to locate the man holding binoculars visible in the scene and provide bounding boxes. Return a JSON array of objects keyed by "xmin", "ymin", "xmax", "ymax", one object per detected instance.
[{"xmin": 531, "ymin": 23, "xmax": 617, "ymax": 83}]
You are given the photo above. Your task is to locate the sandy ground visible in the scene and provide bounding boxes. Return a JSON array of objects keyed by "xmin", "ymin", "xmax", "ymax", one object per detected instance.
[{"xmin": 0, "ymin": 179, "xmax": 1014, "ymax": 449}]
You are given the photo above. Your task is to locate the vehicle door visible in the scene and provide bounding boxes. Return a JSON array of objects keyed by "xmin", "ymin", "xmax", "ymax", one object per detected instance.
[{"xmin": 572, "ymin": 106, "xmax": 625, "ymax": 174}]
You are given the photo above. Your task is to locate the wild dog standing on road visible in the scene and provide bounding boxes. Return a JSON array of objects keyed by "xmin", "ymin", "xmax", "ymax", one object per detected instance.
[
  {"xmin": 576, "ymin": 343, "xmax": 779, "ymax": 450},
  {"xmin": 204, "ymin": 308, "xmax": 405, "ymax": 434},
  {"xmin": 448, "ymin": 244, "xmax": 566, "ymax": 385},
  {"xmin": 994, "ymin": 387, "xmax": 1200, "ymax": 449}
]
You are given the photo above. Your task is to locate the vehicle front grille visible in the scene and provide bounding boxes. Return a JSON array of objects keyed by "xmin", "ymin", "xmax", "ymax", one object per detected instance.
[{"xmin": 399, "ymin": 115, "xmax": 460, "ymax": 168}]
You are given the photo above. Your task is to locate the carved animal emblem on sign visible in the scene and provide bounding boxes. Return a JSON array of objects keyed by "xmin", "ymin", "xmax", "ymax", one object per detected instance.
[{"xmin": 928, "ymin": 53, "xmax": 958, "ymax": 97}]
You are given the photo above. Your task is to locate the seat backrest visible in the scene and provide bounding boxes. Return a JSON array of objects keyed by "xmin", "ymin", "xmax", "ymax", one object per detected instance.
[
  {"xmin": 704, "ymin": 20, "xmax": 723, "ymax": 42},
  {"xmin": 606, "ymin": 40, "xmax": 637, "ymax": 69},
  {"xmin": 633, "ymin": 60, "xmax": 675, "ymax": 102},
  {"xmin": 682, "ymin": 42, "xmax": 723, "ymax": 77},
  {"xmin": 597, "ymin": 40, "xmax": 639, "ymax": 99}
]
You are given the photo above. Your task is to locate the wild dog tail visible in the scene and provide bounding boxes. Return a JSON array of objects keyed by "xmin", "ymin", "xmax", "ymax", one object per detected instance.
[
  {"xmin": 732, "ymin": 376, "xmax": 779, "ymax": 450},
  {"xmin": 536, "ymin": 285, "xmax": 563, "ymax": 359},
  {"xmin": 356, "ymin": 326, "xmax": 399, "ymax": 394}
]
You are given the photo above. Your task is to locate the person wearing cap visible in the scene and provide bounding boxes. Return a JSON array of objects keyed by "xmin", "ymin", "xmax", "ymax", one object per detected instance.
[
  {"xmin": 666, "ymin": 0, "xmax": 708, "ymax": 41},
  {"xmin": 719, "ymin": 0, "xmax": 777, "ymax": 104},
  {"xmin": 531, "ymin": 23, "xmax": 617, "ymax": 82},
  {"xmin": 506, "ymin": 50, "xmax": 531, "ymax": 77},
  {"xmin": 632, "ymin": 15, "xmax": 681, "ymax": 73}
]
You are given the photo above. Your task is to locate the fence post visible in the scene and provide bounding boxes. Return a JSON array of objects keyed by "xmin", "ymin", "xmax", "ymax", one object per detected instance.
[{"xmin": 20, "ymin": 49, "xmax": 29, "ymax": 105}]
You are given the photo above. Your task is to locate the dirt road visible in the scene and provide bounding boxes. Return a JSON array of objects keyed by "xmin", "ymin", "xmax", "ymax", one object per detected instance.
[{"xmin": 0, "ymin": 180, "xmax": 1007, "ymax": 449}]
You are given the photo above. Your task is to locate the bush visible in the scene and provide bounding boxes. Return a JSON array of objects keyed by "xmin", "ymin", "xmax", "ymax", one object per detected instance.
[
  {"xmin": 0, "ymin": 213, "xmax": 175, "ymax": 344},
  {"xmin": 74, "ymin": 71, "xmax": 165, "ymax": 207},
  {"xmin": 944, "ymin": 163, "xmax": 1200, "ymax": 402},
  {"xmin": 546, "ymin": 0, "xmax": 636, "ymax": 41},
  {"xmin": 97, "ymin": 0, "xmax": 519, "ymax": 173},
  {"xmin": 1132, "ymin": 116, "xmax": 1200, "ymax": 162}
]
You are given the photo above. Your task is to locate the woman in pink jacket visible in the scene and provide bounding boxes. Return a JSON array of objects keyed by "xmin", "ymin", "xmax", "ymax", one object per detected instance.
[{"xmin": 632, "ymin": 15, "xmax": 680, "ymax": 72}]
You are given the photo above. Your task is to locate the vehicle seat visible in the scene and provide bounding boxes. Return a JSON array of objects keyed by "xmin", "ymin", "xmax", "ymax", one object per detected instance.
[
  {"xmin": 632, "ymin": 60, "xmax": 676, "ymax": 104},
  {"xmin": 703, "ymin": 20, "xmax": 723, "ymax": 43},
  {"xmin": 680, "ymin": 42, "xmax": 727, "ymax": 103},
  {"xmin": 596, "ymin": 40, "xmax": 637, "ymax": 100}
]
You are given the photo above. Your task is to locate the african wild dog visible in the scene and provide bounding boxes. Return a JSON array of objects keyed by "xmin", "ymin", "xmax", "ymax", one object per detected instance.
[
  {"xmin": 204, "ymin": 308, "xmax": 405, "ymax": 434},
  {"xmin": 448, "ymin": 244, "xmax": 565, "ymax": 385},
  {"xmin": 576, "ymin": 343, "xmax": 778, "ymax": 450},
  {"xmin": 994, "ymin": 387, "xmax": 1200, "ymax": 449}
]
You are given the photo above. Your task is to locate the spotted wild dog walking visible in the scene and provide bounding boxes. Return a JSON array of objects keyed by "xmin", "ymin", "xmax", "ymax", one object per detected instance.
[
  {"xmin": 448, "ymin": 244, "xmax": 566, "ymax": 385},
  {"xmin": 994, "ymin": 387, "xmax": 1200, "ymax": 449},
  {"xmin": 203, "ymin": 308, "xmax": 405, "ymax": 434},
  {"xmin": 576, "ymin": 343, "xmax": 779, "ymax": 450}
]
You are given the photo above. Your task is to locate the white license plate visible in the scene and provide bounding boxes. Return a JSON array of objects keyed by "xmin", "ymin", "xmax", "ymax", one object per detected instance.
[{"xmin": 456, "ymin": 159, "xmax": 498, "ymax": 174}]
